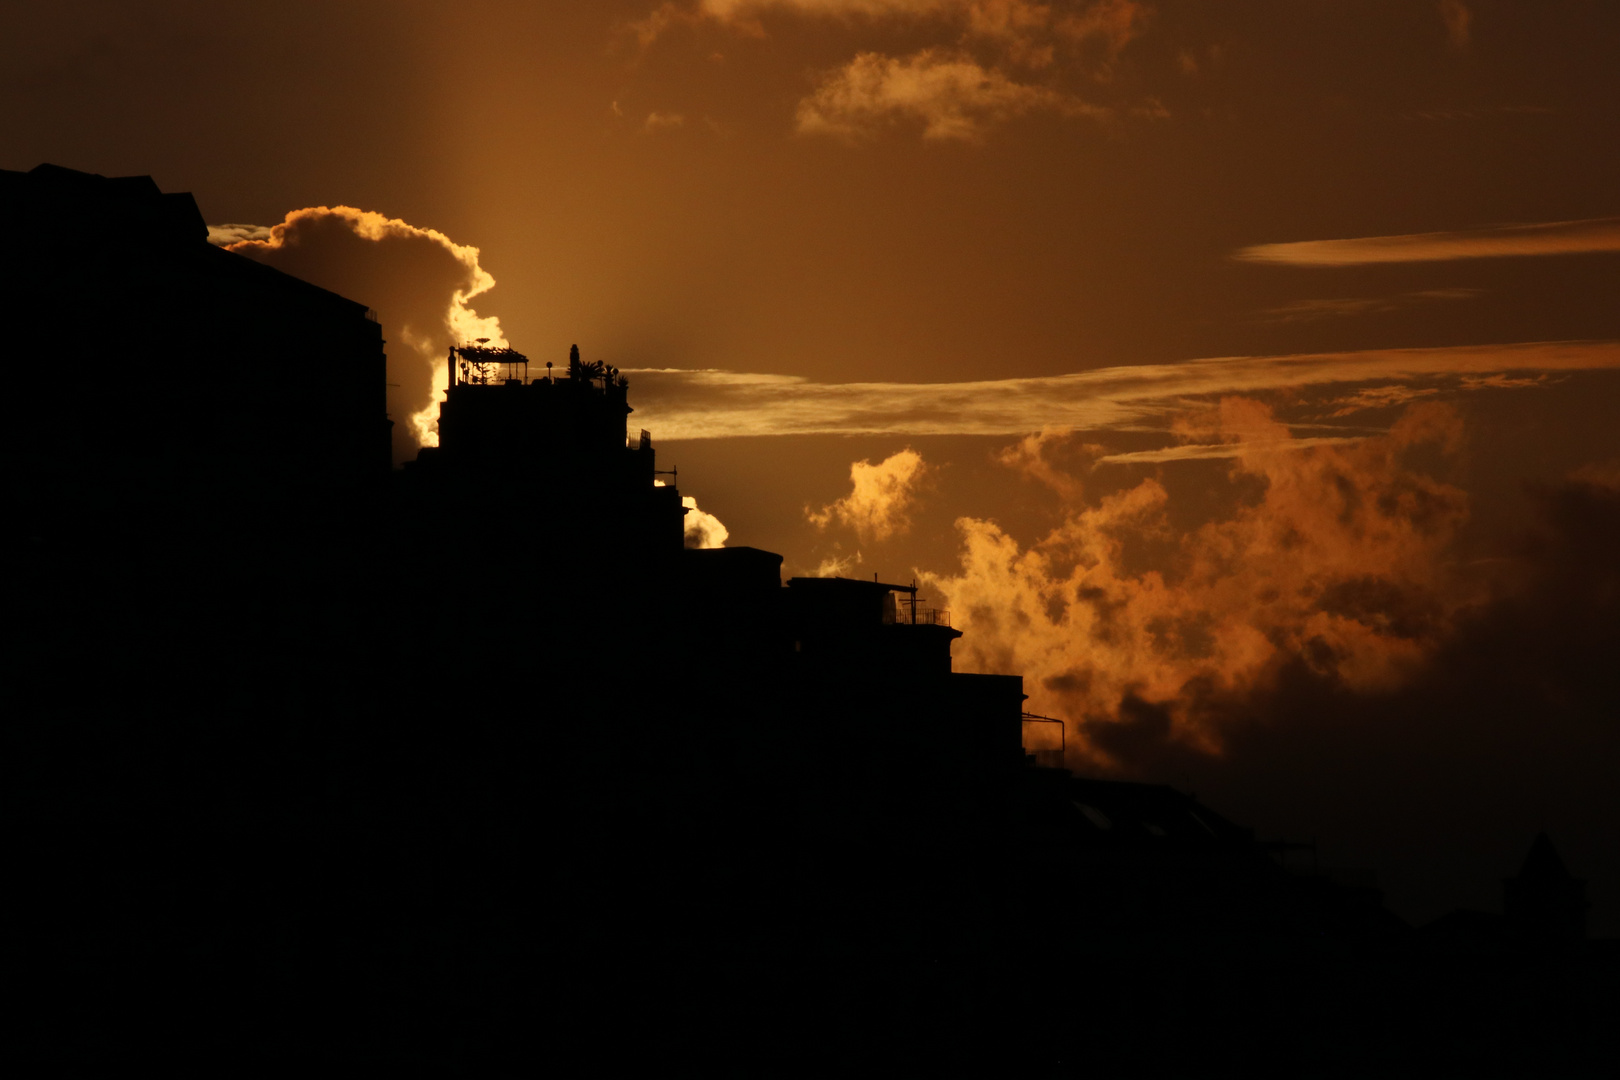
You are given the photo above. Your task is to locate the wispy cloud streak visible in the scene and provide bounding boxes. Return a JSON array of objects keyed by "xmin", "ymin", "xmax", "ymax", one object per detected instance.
[
  {"xmin": 1235, "ymin": 218, "xmax": 1620, "ymax": 267},
  {"xmin": 626, "ymin": 341, "xmax": 1620, "ymax": 440}
]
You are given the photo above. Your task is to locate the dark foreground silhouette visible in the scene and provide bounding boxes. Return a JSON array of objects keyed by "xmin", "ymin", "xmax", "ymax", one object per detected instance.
[{"xmin": 6, "ymin": 165, "xmax": 1616, "ymax": 1072}]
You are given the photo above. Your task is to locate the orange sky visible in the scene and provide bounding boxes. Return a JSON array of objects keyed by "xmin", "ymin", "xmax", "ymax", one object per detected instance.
[{"xmin": 7, "ymin": 0, "xmax": 1619, "ymax": 930}]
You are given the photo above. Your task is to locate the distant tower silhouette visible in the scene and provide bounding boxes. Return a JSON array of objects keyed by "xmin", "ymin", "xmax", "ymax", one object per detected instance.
[{"xmin": 1503, "ymin": 832, "xmax": 1588, "ymax": 942}]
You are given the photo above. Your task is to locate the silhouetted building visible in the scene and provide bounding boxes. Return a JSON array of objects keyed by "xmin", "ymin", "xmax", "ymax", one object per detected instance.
[
  {"xmin": 3, "ymin": 164, "xmax": 388, "ymax": 493},
  {"xmin": 1505, "ymin": 832, "xmax": 1589, "ymax": 942}
]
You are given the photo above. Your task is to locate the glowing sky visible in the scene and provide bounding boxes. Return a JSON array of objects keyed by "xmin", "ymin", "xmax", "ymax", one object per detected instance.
[{"xmin": 7, "ymin": 0, "xmax": 1618, "ymax": 931}]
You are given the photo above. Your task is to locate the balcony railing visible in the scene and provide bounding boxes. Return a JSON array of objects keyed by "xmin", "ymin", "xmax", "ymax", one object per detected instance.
[{"xmin": 887, "ymin": 607, "xmax": 950, "ymax": 627}]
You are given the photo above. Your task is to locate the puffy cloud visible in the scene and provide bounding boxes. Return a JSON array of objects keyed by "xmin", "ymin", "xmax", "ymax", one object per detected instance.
[
  {"xmin": 1109, "ymin": 471, "xmax": 1620, "ymax": 932},
  {"xmin": 924, "ymin": 399, "xmax": 1475, "ymax": 766},
  {"xmin": 995, "ymin": 427, "xmax": 1094, "ymax": 499},
  {"xmin": 629, "ymin": 1, "xmax": 1151, "ymax": 137},
  {"xmin": 796, "ymin": 49, "xmax": 1103, "ymax": 140},
  {"xmin": 224, "ymin": 207, "xmax": 506, "ymax": 462},
  {"xmin": 625, "ymin": 340, "xmax": 1620, "ymax": 440},
  {"xmin": 1235, "ymin": 218, "xmax": 1620, "ymax": 266},
  {"xmin": 682, "ymin": 494, "xmax": 731, "ymax": 548},
  {"xmin": 808, "ymin": 448, "xmax": 929, "ymax": 541},
  {"xmin": 1438, "ymin": 0, "xmax": 1472, "ymax": 51}
]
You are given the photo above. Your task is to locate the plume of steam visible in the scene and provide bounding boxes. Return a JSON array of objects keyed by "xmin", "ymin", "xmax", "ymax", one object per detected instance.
[
  {"xmin": 223, "ymin": 206, "xmax": 506, "ymax": 462},
  {"xmin": 925, "ymin": 399, "xmax": 1475, "ymax": 766},
  {"xmin": 683, "ymin": 494, "xmax": 731, "ymax": 548},
  {"xmin": 808, "ymin": 448, "xmax": 929, "ymax": 541}
]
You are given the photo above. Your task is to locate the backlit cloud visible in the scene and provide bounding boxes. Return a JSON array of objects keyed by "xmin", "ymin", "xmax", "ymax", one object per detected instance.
[
  {"xmin": 682, "ymin": 494, "xmax": 731, "ymax": 547},
  {"xmin": 808, "ymin": 448, "xmax": 929, "ymax": 540},
  {"xmin": 223, "ymin": 206, "xmax": 506, "ymax": 461},
  {"xmin": 1235, "ymin": 218, "xmax": 1620, "ymax": 267},
  {"xmin": 925, "ymin": 399, "xmax": 1475, "ymax": 765},
  {"xmin": 626, "ymin": 340, "xmax": 1620, "ymax": 440}
]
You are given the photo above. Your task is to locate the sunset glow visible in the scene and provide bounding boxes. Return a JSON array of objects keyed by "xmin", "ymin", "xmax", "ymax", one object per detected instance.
[{"xmin": 10, "ymin": 0, "xmax": 1617, "ymax": 938}]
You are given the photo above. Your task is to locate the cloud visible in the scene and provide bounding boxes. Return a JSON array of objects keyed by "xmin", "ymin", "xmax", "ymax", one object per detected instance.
[
  {"xmin": 1235, "ymin": 218, "xmax": 1620, "ymax": 267},
  {"xmin": 924, "ymin": 399, "xmax": 1475, "ymax": 766},
  {"xmin": 813, "ymin": 550, "xmax": 864, "ymax": 576},
  {"xmin": 1323, "ymin": 384, "xmax": 1442, "ymax": 417},
  {"xmin": 796, "ymin": 49, "xmax": 1104, "ymax": 140},
  {"xmin": 1052, "ymin": 0, "xmax": 1147, "ymax": 62},
  {"xmin": 1088, "ymin": 471, "xmax": 1620, "ymax": 932},
  {"xmin": 626, "ymin": 2, "xmax": 695, "ymax": 48},
  {"xmin": 1262, "ymin": 288, "xmax": 1480, "ymax": 323},
  {"xmin": 629, "ymin": 1, "xmax": 1151, "ymax": 136},
  {"xmin": 1438, "ymin": 0, "xmax": 1472, "ymax": 51},
  {"xmin": 807, "ymin": 448, "xmax": 929, "ymax": 541},
  {"xmin": 995, "ymin": 427, "xmax": 1097, "ymax": 498},
  {"xmin": 682, "ymin": 494, "xmax": 731, "ymax": 547},
  {"xmin": 206, "ymin": 223, "xmax": 272, "ymax": 246},
  {"xmin": 223, "ymin": 206, "xmax": 506, "ymax": 462},
  {"xmin": 625, "ymin": 340, "xmax": 1620, "ymax": 440},
  {"xmin": 704, "ymin": 0, "xmax": 947, "ymax": 16},
  {"xmin": 1093, "ymin": 434, "xmax": 1363, "ymax": 465},
  {"xmin": 644, "ymin": 111, "xmax": 686, "ymax": 132}
]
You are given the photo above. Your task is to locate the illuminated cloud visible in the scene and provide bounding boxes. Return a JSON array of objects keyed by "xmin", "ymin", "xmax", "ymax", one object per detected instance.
[
  {"xmin": 1438, "ymin": 0, "xmax": 1472, "ymax": 51},
  {"xmin": 808, "ymin": 448, "xmax": 929, "ymax": 541},
  {"xmin": 995, "ymin": 427, "xmax": 1093, "ymax": 498},
  {"xmin": 630, "ymin": 0, "xmax": 1149, "ymax": 135},
  {"xmin": 797, "ymin": 49, "xmax": 1102, "ymax": 140},
  {"xmin": 1235, "ymin": 218, "xmax": 1620, "ymax": 267},
  {"xmin": 224, "ymin": 206, "xmax": 506, "ymax": 459},
  {"xmin": 1324, "ymin": 384, "xmax": 1442, "ymax": 417},
  {"xmin": 644, "ymin": 111, "xmax": 686, "ymax": 132},
  {"xmin": 626, "ymin": 340, "xmax": 1620, "ymax": 440},
  {"xmin": 925, "ymin": 399, "xmax": 1474, "ymax": 766},
  {"xmin": 206, "ymin": 223, "xmax": 272, "ymax": 246},
  {"xmin": 813, "ymin": 550, "xmax": 863, "ymax": 576},
  {"xmin": 1093, "ymin": 435, "xmax": 1362, "ymax": 465},
  {"xmin": 682, "ymin": 494, "xmax": 731, "ymax": 547}
]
